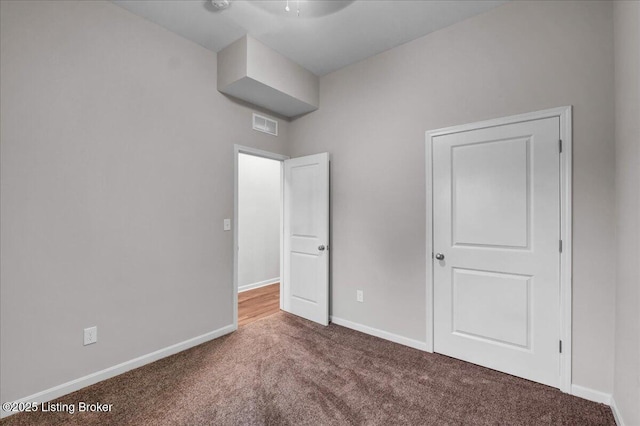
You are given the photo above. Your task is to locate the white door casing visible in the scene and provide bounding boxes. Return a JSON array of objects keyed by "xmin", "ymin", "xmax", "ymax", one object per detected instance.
[
  {"xmin": 283, "ymin": 153, "xmax": 330, "ymax": 325},
  {"xmin": 425, "ymin": 107, "xmax": 572, "ymax": 392}
]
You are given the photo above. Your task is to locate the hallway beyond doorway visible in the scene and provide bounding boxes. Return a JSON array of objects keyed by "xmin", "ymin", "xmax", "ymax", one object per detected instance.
[{"xmin": 238, "ymin": 283, "xmax": 280, "ymax": 327}]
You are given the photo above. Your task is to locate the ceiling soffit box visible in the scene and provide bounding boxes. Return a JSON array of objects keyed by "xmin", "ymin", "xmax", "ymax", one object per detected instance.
[{"xmin": 217, "ymin": 35, "xmax": 319, "ymax": 118}]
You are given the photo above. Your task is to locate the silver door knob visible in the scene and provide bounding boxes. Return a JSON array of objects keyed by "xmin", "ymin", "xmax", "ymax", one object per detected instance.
[
  {"xmin": 318, "ymin": 245, "xmax": 326, "ymax": 251},
  {"xmin": 435, "ymin": 253, "xmax": 445, "ymax": 260}
]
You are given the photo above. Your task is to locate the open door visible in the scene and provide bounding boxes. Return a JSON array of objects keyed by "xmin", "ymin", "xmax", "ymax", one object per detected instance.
[{"xmin": 283, "ymin": 153, "xmax": 330, "ymax": 325}]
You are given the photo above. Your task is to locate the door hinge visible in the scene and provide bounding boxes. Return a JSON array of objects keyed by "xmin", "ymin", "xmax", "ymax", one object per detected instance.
[
  {"xmin": 559, "ymin": 139, "xmax": 563, "ymax": 153},
  {"xmin": 559, "ymin": 240, "xmax": 563, "ymax": 253},
  {"xmin": 559, "ymin": 340, "xmax": 563, "ymax": 353}
]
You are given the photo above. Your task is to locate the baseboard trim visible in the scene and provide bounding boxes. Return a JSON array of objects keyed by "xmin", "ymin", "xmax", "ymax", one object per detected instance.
[
  {"xmin": 238, "ymin": 278, "xmax": 280, "ymax": 293},
  {"xmin": 570, "ymin": 384, "xmax": 612, "ymax": 405},
  {"xmin": 1, "ymin": 323, "xmax": 236, "ymax": 419},
  {"xmin": 330, "ymin": 316, "xmax": 428, "ymax": 351},
  {"xmin": 610, "ymin": 396, "xmax": 626, "ymax": 426}
]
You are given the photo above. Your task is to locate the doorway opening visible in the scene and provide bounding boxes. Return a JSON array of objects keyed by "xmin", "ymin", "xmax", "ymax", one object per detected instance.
[
  {"xmin": 233, "ymin": 145, "xmax": 331, "ymax": 328},
  {"xmin": 234, "ymin": 146, "xmax": 288, "ymax": 328}
]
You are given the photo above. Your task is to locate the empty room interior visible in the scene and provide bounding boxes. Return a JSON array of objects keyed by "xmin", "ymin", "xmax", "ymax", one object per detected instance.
[{"xmin": 0, "ymin": 0, "xmax": 638, "ymax": 425}]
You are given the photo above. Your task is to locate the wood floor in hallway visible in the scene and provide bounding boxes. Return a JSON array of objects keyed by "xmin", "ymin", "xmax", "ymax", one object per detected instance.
[{"xmin": 238, "ymin": 283, "xmax": 280, "ymax": 326}]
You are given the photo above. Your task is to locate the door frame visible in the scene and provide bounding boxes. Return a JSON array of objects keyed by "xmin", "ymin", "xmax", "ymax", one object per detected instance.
[
  {"xmin": 233, "ymin": 145, "xmax": 289, "ymax": 330},
  {"xmin": 424, "ymin": 106, "xmax": 573, "ymax": 393}
]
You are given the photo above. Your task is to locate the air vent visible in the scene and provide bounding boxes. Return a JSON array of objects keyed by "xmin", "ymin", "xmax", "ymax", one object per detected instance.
[{"xmin": 252, "ymin": 113, "xmax": 278, "ymax": 136}]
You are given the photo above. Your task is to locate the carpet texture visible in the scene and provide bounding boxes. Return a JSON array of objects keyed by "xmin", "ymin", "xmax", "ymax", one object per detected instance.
[{"xmin": 2, "ymin": 312, "xmax": 615, "ymax": 425}]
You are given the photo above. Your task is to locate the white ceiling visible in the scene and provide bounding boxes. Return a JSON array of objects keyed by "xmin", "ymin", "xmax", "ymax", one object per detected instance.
[{"xmin": 112, "ymin": 0, "xmax": 507, "ymax": 76}]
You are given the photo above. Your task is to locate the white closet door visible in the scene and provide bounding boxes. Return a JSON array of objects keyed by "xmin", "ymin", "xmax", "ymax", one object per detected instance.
[{"xmin": 433, "ymin": 117, "xmax": 561, "ymax": 388}]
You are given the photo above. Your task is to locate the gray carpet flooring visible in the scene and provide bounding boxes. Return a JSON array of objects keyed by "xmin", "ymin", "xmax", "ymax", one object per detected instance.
[{"xmin": 1, "ymin": 312, "xmax": 615, "ymax": 425}]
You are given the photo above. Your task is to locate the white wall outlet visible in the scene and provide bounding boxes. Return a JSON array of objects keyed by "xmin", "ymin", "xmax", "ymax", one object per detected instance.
[
  {"xmin": 84, "ymin": 326, "xmax": 97, "ymax": 346},
  {"xmin": 356, "ymin": 290, "xmax": 364, "ymax": 303},
  {"xmin": 223, "ymin": 218, "xmax": 231, "ymax": 231}
]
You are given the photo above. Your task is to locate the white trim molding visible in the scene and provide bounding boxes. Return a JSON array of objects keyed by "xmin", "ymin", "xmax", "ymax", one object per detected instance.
[
  {"xmin": 238, "ymin": 277, "xmax": 280, "ymax": 293},
  {"xmin": 1, "ymin": 324, "xmax": 235, "ymax": 419},
  {"xmin": 571, "ymin": 384, "xmax": 612, "ymax": 405},
  {"xmin": 609, "ymin": 396, "xmax": 626, "ymax": 426},
  {"xmin": 330, "ymin": 316, "xmax": 428, "ymax": 351},
  {"xmin": 424, "ymin": 106, "xmax": 573, "ymax": 393},
  {"xmin": 570, "ymin": 385, "xmax": 626, "ymax": 425}
]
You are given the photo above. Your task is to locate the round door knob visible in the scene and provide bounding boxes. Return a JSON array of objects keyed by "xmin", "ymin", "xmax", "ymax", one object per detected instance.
[
  {"xmin": 318, "ymin": 245, "xmax": 326, "ymax": 251},
  {"xmin": 435, "ymin": 253, "xmax": 445, "ymax": 260}
]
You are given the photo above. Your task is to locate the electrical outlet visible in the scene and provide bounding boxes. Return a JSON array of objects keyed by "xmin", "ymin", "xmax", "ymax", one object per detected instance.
[
  {"xmin": 223, "ymin": 219, "xmax": 231, "ymax": 231},
  {"xmin": 356, "ymin": 290, "xmax": 364, "ymax": 303},
  {"xmin": 84, "ymin": 326, "xmax": 97, "ymax": 346}
]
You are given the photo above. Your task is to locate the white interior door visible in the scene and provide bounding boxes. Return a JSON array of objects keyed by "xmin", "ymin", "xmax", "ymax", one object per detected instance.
[
  {"xmin": 283, "ymin": 153, "xmax": 329, "ymax": 325},
  {"xmin": 432, "ymin": 117, "xmax": 561, "ymax": 388}
]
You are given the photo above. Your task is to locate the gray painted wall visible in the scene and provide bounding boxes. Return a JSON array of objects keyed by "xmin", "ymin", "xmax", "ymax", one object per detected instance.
[
  {"xmin": 0, "ymin": 0, "xmax": 289, "ymax": 404},
  {"xmin": 238, "ymin": 154, "xmax": 281, "ymax": 290},
  {"xmin": 0, "ymin": 0, "xmax": 631, "ymax": 410},
  {"xmin": 613, "ymin": 1, "xmax": 640, "ymax": 424},
  {"xmin": 288, "ymin": 0, "xmax": 616, "ymax": 393}
]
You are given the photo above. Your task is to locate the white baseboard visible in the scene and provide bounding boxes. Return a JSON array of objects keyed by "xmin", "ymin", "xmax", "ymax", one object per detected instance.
[
  {"xmin": 570, "ymin": 384, "xmax": 612, "ymax": 405},
  {"xmin": 330, "ymin": 316, "xmax": 428, "ymax": 351},
  {"xmin": 238, "ymin": 277, "xmax": 280, "ymax": 293},
  {"xmin": 571, "ymin": 383, "xmax": 625, "ymax": 425},
  {"xmin": 610, "ymin": 396, "xmax": 626, "ymax": 426},
  {"xmin": 568, "ymin": 384, "xmax": 629, "ymax": 426},
  {"xmin": 1, "ymin": 323, "xmax": 236, "ymax": 419}
]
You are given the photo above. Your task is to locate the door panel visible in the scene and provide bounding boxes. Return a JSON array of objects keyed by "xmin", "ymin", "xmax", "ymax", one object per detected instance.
[
  {"xmin": 291, "ymin": 164, "xmax": 318, "ymax": 236},
  {"xmin": 452, "ymin": 137, "xmax": 530, "ymax": 248},
  {"xmin": 433, "ymin": 117, "xmax": 560, "ymax": 388},
  {"xmin": 452, "ymin": 268, "xmax": 530, "ymax": 348},
  {"xmin": 290, "ymin": 252, "xmax": 319, "ymax": 302},
  {"xmin": 283, "ymin": 153, "xmax": 329, "ymax": 325}
]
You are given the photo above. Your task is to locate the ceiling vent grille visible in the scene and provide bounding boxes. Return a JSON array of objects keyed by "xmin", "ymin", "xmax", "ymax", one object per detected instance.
[{"xmin": 252, "ymin": 113, "xmax": 278, "ymax": 136}]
